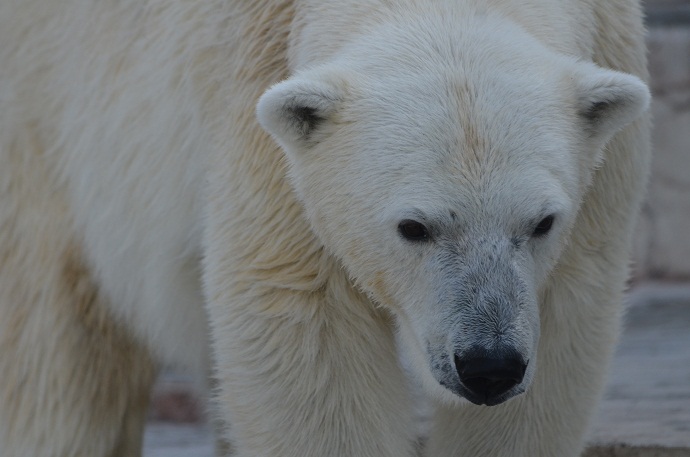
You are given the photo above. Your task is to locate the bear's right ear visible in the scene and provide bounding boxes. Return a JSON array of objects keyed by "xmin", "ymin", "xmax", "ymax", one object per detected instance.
[{"xmin": 257, "ymin": 73, "xmax": 344, "ymax": 152}]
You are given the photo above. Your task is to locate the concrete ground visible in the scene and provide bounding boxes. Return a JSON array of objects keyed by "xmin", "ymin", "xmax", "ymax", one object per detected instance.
[
  {"xmin": 144, "ymin": 423, "xmax": 213, "ymax": 457},
  {"xmin": 143, "ymin": 283, "xmax": 690, "ymax": 456},
  {"xmin": 583, "ymin": 283, "xmax": 690, "ymax": 456}
]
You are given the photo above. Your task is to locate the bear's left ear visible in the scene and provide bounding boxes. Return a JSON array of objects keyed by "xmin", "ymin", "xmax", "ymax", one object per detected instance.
[
  {"xmin": 257, "ymin": 71, "xmax": 345, "ymax": 153},
  {"xmin": 575, "ymin": 66, "xmax": 650, "ymax": 144}
]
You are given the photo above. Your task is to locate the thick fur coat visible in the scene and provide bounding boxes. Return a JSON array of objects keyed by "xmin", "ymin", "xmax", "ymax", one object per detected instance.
[{"xmin": 0, "ymin": 0, "xmax": 650, "ymax": 456}]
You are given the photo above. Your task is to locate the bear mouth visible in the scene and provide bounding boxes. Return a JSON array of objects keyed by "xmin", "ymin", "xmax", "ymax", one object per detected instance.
[
  {"xmin": 438, "ymin": 377, "xmax": 526, "ymax": 406},
  {"xmin": 461, "ymin": 384, "xmax": 526, "ymax": 406}
]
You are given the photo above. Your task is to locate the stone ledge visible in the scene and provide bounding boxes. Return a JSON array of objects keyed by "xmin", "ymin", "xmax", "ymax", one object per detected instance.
[
  {"xmin": 143, "ymin": 423, "xmax": 690, "ymax": 457},
  {"xmin": 585, "ymin": 283, "xmax": 690, "ymax": 450},
  {"xmin": 585, "ymin": 444, "xmax": 690, "ymax": 457}
]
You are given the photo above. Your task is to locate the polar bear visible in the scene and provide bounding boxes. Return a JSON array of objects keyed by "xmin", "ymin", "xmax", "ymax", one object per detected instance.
[{"xmin": 0, "ymin": 0, "xmax": 650, "ymax": 456}]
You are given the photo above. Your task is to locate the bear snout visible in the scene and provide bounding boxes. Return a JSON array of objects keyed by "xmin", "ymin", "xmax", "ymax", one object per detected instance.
[{"xmin": 454, "ymin": 347, "xmax": 528, "ymax": 406}]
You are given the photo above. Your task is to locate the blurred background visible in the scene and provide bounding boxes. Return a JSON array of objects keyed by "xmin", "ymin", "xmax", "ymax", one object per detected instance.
[
  {"xmin": 633, "ymin": 0, "xmax": 690, "ymax": 283},
  {"xmin": 144, "ymin": 2, "xmax": 690, "ymax": 455}
]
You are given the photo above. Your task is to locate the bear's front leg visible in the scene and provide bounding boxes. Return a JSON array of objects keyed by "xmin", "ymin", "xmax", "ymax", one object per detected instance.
[
  {"xmin": 425, "ymin": 279, "xmax": 624, "ymax": 457},
  {"xmin": 205, "ymin": 261, "xmax": 417, "ymax": 457}
]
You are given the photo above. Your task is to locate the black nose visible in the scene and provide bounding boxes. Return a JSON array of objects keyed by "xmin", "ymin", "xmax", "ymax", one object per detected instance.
[{"xmin": 454, "ymin": 350, "xmax": 527, "ymax": 405}]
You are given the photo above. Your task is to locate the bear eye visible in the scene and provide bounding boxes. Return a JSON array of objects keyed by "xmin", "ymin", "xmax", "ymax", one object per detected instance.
[
  {"xmin": 532, "ymin": 215, "xmax": 555, "ymax": 237},
  {"xmin": 398, "ymin": 219, "xmax": 430, "ymax": 242}
]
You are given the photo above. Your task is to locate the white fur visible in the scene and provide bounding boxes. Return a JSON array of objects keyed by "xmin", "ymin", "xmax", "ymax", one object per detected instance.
[{"xmin": 0, "ymin": 0, "xmax": 650, "ymax": 456}]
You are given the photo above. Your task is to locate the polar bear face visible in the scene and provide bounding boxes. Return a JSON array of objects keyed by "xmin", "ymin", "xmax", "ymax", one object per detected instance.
[{"xmin": 258, "ymin": 17, "xmax": 649, "ymax": 406}]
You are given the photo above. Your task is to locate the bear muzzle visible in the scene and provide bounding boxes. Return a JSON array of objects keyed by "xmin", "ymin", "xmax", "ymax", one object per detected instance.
[{"xmin": 454, "ymin": 347, "xmax": 528, "ymax": 406}]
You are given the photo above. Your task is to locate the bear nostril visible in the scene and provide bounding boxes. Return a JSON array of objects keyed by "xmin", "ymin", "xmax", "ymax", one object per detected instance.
[{"xmin": 454, "ymin": 351, "xmax": 527, "ymax": 405}]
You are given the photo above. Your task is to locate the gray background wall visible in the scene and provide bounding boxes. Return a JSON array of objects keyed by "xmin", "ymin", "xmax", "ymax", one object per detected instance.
[{"xmin": 633, "ymin": 0, "xmax": 690, "ymax": 280}]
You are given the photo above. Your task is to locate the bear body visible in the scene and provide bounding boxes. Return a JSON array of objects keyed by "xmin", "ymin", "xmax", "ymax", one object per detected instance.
[{"xmin": 0, "ymin": 0, "xmax": 650, "ymax": 456}]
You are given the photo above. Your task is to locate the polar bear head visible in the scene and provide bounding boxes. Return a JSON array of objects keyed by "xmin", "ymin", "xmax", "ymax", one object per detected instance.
[{"xmin": 257, "ymin": 14, "xmax": 649, "ymax": 406}]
